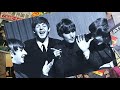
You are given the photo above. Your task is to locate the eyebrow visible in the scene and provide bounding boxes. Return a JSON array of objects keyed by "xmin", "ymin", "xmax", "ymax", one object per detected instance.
[{"xmin": 19, "ymin": 47, "xmax": 24, "ymax": 50}]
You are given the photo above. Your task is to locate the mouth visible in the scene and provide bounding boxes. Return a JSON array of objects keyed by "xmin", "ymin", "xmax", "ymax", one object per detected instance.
[
  {"xmin": 39, "ymin": 31, "xmax": 45, "ymax": 34},
  {"xmin": 21, "ymin": 55, "xmax": 26, "ymax": 58},
  {"xmin": 95, "ymin": 40, "xmax": 103, "ymax": 45},
  {"xmin": 97, "ymin": 42, "xmax": 103, "ymax": 45},
  {"xmin": 69, "ymin": 38, "xmax": 75, "ymax": 41}
]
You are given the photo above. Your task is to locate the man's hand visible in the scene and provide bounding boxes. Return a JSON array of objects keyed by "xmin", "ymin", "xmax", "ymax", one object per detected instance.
[
  {"xmin": 51, "ymin": 48, "xmax": 62, "ymax": 58},
  {"xmin": 42, "ymin": 59, "xmax": 54, "ymax": 76},
  {"xmin": 83, "ymin": 49, "xmax": 90, "ymax": 60},
  {"xmin": 76, "ymin": 35, "xmax": 93, "ymax": 60},
  {"xmin": 76, "ymin": 35, "xmax": 93, "ymax": 52},
  {"xmin": 99, "ymin": 61, "xmax": 114, "ymax": 69}
]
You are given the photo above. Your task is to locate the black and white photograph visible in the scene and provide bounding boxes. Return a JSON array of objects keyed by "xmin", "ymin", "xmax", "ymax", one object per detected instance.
[{"xmin": 4, "ymin": 12, "xmax": 118, "ymax": 78}]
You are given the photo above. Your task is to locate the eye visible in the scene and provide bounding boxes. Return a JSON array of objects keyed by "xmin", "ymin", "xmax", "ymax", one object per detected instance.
[
  {"xmin": 64, "ymin": 31, "xmax": 70, "ymax": 34},
  {"xmin": 42, "ymin": 23, "xmax": 47, "ymax": 27},
  {"xmin": 19, "ymin": 48, "xmax": 23, "ymax": 52},
  {"xmin": 43, "ymin": 25, "xmax": 47, "ymax": 27},
  {"xmin": 71, "ymin": 29, "xmax": 75, "ymax": 32},
  {"xmin": 36, "ymin": 25, "xmax": 40, "ymax": 28}
]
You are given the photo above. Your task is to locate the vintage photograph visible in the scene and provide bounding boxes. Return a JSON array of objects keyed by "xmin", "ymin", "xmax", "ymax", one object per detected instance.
[{"xmin": 4, "ymin": 12, "xmax": 118, "ymax": 78}]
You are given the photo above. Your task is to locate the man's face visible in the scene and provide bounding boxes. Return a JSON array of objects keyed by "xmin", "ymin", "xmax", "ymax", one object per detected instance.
[
  {"xmin": 11, "ymin": 47, "xmax": 27, "ymax": 64},
  {"xmin": 34, "ymin": 23, "xmax": 50, "ymax": 39},
  {"xmin": 63, "ymin": 31, "xmax": 76, "ymax": 43},
  {"xmin": 93, "ymin": 36, "xmax": 104, "ymax": 45},
  {"xmin": 92, "ymin": 27, "xmax": 108, "ymax": 45}
]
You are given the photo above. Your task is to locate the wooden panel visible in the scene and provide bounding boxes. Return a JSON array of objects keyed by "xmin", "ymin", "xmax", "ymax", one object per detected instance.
[
  {"xmin": 6, "ymin": 53, "xmax": 13, "ymax": 67},
  {"xmin": 0, "ymin": 50, "xmax": 7, "ymax": 78}
]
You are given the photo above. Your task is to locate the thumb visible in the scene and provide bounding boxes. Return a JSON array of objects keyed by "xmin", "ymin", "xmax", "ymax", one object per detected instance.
[
  {"xmin": 88, "ymin": 38, "xmax": 93, "ymax": 44},
  {"xmin": 49, "ymin": 59, "xmax": 54, "ymax": 66},
  {"xmin": 76, "ymin": 38, "xmax": 79, "ymax": 45},
  {"xmin": 45, "ymin": 60, "xmax": 48, "ymax": 65},
  {"xmin": 51, "ymin": 59, "xmax": 54, "ymax": 65}
]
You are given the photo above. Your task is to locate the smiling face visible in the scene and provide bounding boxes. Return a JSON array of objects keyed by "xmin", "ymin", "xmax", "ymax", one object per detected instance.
[
  {"xmin": 63, "ymin": 31, "xmax": 76, "ymax": 43},
  {"xmin": 34, "ymin": 23, "xmax": 50, "ymax": 40},
  {"xmin": 11, "ymin": 47, "xmax": 27, "ymax": 64}
]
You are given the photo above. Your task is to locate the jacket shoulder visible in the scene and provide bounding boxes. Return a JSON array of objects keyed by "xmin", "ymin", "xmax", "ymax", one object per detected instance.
[
  {"xmin": 24, "ymin": 38, "xmax": 36, "ymax": 45},
  {"xmin": 49, "ymin": 38, "xmax": 62, "ymax": 44}
]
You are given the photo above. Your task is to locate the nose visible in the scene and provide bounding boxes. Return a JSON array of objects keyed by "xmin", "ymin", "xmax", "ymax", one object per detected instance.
[
  {"xmin": 40, "ymin": 27, "xmax": 42, "ymax": 30},
  {"xmin": 70, "ymin": 32, "xmax": 74, "ymax": 38},
  {"xmin": 39, "ymin": 25, "xmax": 43, "ymax": 30},
  {"xmin": 23, "ymin": 49, "xmax": 27, "ymax": 55}
]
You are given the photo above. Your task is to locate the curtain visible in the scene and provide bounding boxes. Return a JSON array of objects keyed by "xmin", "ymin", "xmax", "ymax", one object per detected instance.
[{"xmin": 4, "ymin": 12, "xmax": 106, "ymax": 42}]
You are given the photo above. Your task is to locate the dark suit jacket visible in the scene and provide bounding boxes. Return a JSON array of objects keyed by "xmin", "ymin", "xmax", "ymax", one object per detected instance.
[
  {"xmin": 52, "ymin": 40, "xmax": 93, "ymax": 77},
  {"xmin": 85, "ymin": 33, "xmax": 117, "ymax": 70},
  {"xmin": 13, "ymin": 64, "xmax": 28, "ymax": 78},
  {"xmin": 21, "ymin": 38, "xmax": 61, "ymax": 78},
  {"xmin": 52, "ymin": 33, "xmax": 117, "ymax": 77}
]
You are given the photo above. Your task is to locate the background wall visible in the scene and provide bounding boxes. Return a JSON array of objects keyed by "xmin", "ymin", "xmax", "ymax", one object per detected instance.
[{"xmin": 4, "ymin": 12, "xmax": 106, "ymax": 42}]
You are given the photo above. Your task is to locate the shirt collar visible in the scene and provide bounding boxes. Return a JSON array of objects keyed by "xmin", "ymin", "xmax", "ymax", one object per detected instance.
[{"xmin": 37, "ymin": 37, "xmax": 49, "ymax": 51}]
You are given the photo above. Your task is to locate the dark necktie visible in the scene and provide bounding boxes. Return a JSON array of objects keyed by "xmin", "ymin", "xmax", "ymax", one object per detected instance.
[{"xmin": 42, "ymin": 44, "xmax": 46, "ymax": 52}]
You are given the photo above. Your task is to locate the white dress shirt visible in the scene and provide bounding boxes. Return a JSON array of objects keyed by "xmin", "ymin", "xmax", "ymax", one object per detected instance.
[{"xmin": 37, "ymin": 37, "xmax": 49, "ymax": 52}]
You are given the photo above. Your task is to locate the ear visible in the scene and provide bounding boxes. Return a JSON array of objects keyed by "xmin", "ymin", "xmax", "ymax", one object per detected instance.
[
  {"xmin": 33, "ymin": 31, "xmax": 35, "ymax": 33},
  {"xmin": 9, "ymin": 50, "xmax": 14, "ymax": 57},
  {"xmin": 48, "ymin": 28, "xmax": 50, "ymax": 32}
]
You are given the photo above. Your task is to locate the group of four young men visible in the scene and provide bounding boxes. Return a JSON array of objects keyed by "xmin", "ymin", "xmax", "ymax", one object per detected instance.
[{"xmin": 7, "ymin": 17, "xmax": 117, "ymax": 78}]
